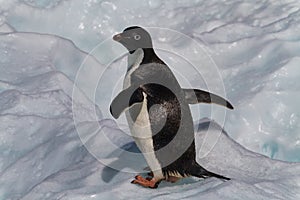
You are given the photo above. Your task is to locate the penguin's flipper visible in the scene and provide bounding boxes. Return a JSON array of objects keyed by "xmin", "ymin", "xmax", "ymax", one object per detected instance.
[
  {"xmin": 183, "ymin": 89, "xmax": 234, "ymax": 109},
  {"xmin": 110, "ymin": 87, "xmax": 144, "ymax": 119}
]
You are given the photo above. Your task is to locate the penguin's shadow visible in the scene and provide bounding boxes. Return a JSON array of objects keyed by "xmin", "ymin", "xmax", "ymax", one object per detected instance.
[
  {"xmin": 157, "ymin": 177, "xmax": 199, "ymax": 188},
  {"xmin": 101, "ymin": 141, "xmax": 141, "ymax": 182},
  {"xmin": 101, "ymin": 142, "xmax": 204, "ymax": 187}
]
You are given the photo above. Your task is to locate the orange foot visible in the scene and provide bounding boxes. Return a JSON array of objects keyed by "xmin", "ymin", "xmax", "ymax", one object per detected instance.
[{"xmin": 131, "ymin": 175, "xmax": 160, "ymax": 189}]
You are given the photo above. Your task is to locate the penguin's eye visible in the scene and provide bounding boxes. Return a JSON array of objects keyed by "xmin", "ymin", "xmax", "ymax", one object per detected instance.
[{"xmin": 134, "ymin": 34, "xmax": 141, "ymax": 40}]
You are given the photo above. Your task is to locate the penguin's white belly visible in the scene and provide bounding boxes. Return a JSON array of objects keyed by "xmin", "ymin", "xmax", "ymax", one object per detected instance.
[{"xmin": 125, "ymin": 93, "xmax": 164, "ymax": 179}]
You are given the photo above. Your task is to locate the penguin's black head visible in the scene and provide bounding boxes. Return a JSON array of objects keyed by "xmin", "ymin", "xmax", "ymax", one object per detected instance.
[{"xmin": 113, "ymin": 26, "xmax": 153, "ymax": 53}]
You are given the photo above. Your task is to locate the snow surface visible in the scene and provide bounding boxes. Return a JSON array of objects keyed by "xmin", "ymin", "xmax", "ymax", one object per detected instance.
[{"xmin": 0, "ymin": 0, "xmax": 300, "ymax": 199}]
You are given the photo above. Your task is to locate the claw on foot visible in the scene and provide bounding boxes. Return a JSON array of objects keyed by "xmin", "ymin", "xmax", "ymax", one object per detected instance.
[{"xmin": 131, "ymin": 175, "xmax": 160, "ymax": 188}]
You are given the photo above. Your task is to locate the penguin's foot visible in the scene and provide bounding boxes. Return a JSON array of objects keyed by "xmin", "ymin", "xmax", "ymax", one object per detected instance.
[{"xmin": 131, "ymin": 175, "xmax": 160, "ymax": 189}]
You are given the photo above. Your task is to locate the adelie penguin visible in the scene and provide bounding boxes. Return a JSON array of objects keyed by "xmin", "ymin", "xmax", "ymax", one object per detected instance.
[{"xmin": 110, "ymin": 26, "xmax": 233, "ymax": 188}]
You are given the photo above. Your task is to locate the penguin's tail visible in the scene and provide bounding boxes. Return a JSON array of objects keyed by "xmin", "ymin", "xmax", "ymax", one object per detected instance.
[
  {"xmin": 190, "ymin": 163, "xmax": 230, "ymax": 181},
  {"xmin": 203, "ymin": 170, "xmax": 230, "ymax": 181}
]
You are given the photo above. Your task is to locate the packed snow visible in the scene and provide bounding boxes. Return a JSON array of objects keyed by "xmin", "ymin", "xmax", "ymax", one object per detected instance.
[{"xmin": 0, "ymin": 0, "xmax": 300, "ymax": 199}]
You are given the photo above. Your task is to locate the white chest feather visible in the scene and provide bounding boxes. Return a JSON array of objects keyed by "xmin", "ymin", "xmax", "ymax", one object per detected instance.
[
  {"xmin": 123, "ymin": 48, "xmax": 144, "ymax": 89},
  {"xmin": 130, "ymin": 92, "xmax": 164, "ymax": 179}
]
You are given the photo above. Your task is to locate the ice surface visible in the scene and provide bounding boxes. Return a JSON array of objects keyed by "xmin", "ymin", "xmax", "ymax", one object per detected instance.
[
  {"xmin": 0, "ymin": 0, "xmax": 300, "ymax": 199},
  {"xmin": 0, "ymin": 32, "xmax": 103, "ymax": 199},
  {"xmin": 2, "ymin": 0, "xmax": 299, "ymax": 162}
]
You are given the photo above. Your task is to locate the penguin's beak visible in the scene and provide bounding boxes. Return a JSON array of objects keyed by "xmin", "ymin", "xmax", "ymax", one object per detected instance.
[{"xmin": 113, "ymin": 33, "xmax": 122, "ymax": 42}]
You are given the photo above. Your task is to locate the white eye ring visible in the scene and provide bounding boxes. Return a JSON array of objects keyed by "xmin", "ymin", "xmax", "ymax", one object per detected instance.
[{"xmin": 134, "ymin": 34, "xmax": 141, "ymax": 40}]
